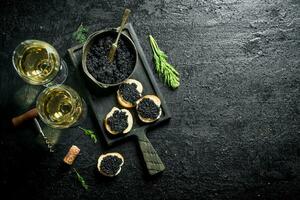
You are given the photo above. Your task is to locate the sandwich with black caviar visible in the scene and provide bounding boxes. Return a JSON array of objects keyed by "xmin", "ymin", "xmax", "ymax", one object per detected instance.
[
  {"xmin": 104, "ymin": 107, "xmax": 133, "ymax": 135},
  {"xmin": 136, "ymin": 95, "xmax": 162, "ymax": 123},
  {"xmin": 97, "ymin": 152, "xmax": 124, "ymax": 177},
  {"xmin": 117, "ymin": 79, "xmax": 143, "ymax": 108}
]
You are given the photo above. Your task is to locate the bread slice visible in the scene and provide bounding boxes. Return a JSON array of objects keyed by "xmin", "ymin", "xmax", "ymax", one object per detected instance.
[
  {"xmin": 117, "ymin": 79, "xmax": 143, "ymax": 108},
  {"xmin": 136, "ymin": 95, "xmax": 162, "ymax": 123},
  {"xmin": 97, "ymin": 152, "xmax": 124, "ymax": 177},
  {"xmin": 104, "ymin": 107, "xmax": 133, "ymax": 135}
]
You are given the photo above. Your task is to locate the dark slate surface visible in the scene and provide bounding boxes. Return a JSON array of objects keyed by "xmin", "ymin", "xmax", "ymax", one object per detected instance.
[{"xmin": 0, "ymin": 0, "xmax": 299, "ymax": 199}]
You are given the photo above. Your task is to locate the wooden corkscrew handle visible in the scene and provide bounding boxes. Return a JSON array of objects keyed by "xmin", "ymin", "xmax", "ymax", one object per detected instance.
[{"xmin": 12, "ymin": 108, "xmax": 38, "ymax": 127}]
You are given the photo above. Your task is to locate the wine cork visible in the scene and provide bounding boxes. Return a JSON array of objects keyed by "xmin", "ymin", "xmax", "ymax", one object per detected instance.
[{"xmin": 63, "ymin": 145, "xmax": 80, "ymax": 165}]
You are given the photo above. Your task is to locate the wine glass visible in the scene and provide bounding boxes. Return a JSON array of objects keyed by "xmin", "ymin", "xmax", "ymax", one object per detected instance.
[
  {"xmin": 36, "ymin": 85, "xmax": 87, "ymax": 129},
  {"xmin": 12, "ymin": 39, "xmax": 68, "ymax": 87}
]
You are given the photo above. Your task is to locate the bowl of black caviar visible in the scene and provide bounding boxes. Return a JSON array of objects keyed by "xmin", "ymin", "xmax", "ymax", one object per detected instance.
[{"xmin": 82, "ymin": 29, "xmax": 138, "ymax": 88}]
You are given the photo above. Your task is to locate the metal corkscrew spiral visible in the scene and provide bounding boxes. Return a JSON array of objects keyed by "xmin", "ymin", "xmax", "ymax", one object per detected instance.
[{"xmin": 34, "ymin": 118, "xmax": 55, "ymax": 152}]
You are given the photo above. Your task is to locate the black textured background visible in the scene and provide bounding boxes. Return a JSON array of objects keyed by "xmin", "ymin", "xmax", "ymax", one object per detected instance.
[{"xmin": 0, "ymin": 0, "xmax": 300, "ymax": 199}]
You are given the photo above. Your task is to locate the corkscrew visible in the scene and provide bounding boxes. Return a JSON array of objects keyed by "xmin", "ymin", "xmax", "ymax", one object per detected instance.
[{"xmin": 34, "ymin": 118, "xmax": 55, "ymax": 152}]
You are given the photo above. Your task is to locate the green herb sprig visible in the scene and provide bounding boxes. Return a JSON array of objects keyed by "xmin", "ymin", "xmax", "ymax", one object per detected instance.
[
  {"xmin": 73, "ymin": 168, "xmax": 88, "ymax": 190},
  {"xmin": 79, "ymin": 127, "xmax": 97, "ymax": 143},
  {"xmin": 73, "ymin": 23, "xmax": 89, "ymax": 44},
  {"xmin": 149, "ymin": 35, "xmax": 180, "ymax": 89}
]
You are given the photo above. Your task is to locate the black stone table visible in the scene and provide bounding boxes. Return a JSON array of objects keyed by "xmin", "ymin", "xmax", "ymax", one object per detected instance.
[{"xmin": 0, "ymin": 0, "xmax": 299, "ymax": 199}]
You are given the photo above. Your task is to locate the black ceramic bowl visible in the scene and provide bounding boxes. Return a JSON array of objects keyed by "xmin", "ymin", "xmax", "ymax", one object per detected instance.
[{"xmin": 82, "ymin": 29, "xmax": 138, "ymax": 88}]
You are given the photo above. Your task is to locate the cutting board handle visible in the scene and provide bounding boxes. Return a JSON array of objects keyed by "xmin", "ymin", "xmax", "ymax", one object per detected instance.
[{"xmin": 136, "ymin": 132, "xmax": 165, "ymax": 175}]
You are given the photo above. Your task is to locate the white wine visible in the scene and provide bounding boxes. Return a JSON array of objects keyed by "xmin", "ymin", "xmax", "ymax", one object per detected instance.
[
  {"xmin": 36, "ymin": 85, "xmax": 84, "ymax": 128},
  {"xmin": 13, "ymin": 40, "xmax": 60, "ymax": 85}
]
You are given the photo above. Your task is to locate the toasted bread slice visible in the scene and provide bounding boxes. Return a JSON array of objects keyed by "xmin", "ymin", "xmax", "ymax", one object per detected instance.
[
  {"xmin": 136, "ymin": 95, "xmax": 162, "ymax": 123},
  {"xmin": 104, "ymin": 107, "xmax": 133, "ymax": 135},
  {"xmin": 97, "ymin": 152, "xmax": 124, "ymax": 177},
  {"xmin": 117, "ymin": 79, "xmax": 143, "ymax": 108}
]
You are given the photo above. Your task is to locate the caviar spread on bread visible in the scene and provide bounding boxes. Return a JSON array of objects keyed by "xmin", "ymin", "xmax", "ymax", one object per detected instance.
[
  {"xmin": 136, "ymin": 95, "xmax": 162, "ymax": 123},
  {"xmin": 104, "ymin": 107, "xmax": 133, "ymax": 135},
  {"xmin": 97, "ymin": 152, "xmax": 124, "ymax": 177},
  {"xmin": 117, "ymin": 79, "xmax": 143, "ymax": 108}
]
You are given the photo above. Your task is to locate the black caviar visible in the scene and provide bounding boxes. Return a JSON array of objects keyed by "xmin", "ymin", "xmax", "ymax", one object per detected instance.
[
  {"xmin": 100, "ymin": 155, "xmax": 123, "ymax": 176},
  {"xmin": 86, "ymin": 34, "xmax": 135, "ymax": 84},
  {"xmin": 107, "ymin": 110, "xmax": 128, "ymax": 133},
  {"xmin": 119, "ymin": 83, "xmax": 141, "ymax": 104},
  {"xmin": 137, "ymin": 98, "xmax": 160, "ymax": 119}
]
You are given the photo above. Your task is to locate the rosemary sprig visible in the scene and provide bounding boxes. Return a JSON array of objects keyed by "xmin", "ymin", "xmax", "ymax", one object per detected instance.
[
  {"xmin": 73, "ymin": 23, "xmax": 89, "ymax": 44},
  {"xmin": 149, "ymin": 35, "xmax": 180, "ymax": 89},
  {"xmin": 79, "ymin": 126, "xmax": 97, "ymax": 143},
  {"xmin": 73, "ymin": 168, "xmax": 89, "ymax": 190}
]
